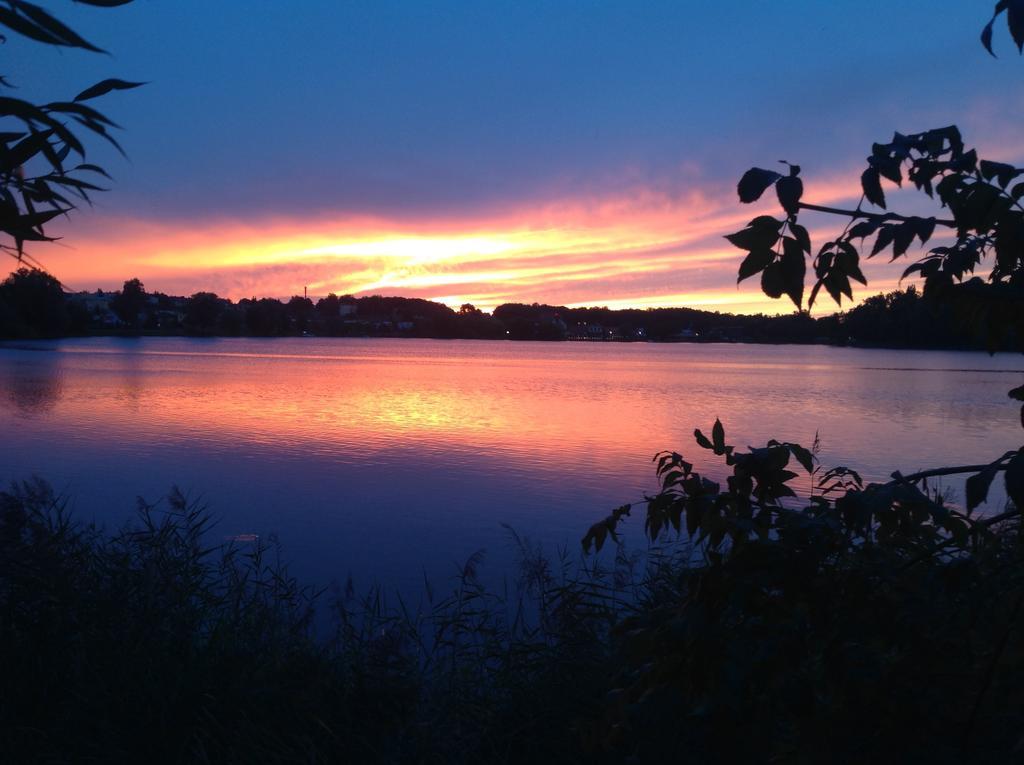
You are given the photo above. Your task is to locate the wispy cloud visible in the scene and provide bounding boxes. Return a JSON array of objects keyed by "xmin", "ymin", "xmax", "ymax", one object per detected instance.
[{"xmin": 29, "ymin": 152, "xmax": 980, "ymax": 314}]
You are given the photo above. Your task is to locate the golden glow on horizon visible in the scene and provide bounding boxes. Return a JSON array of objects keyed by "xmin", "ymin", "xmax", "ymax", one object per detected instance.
[{"xmin": 32, "ymin": 170, "xmax": 913, "ymax": 315}]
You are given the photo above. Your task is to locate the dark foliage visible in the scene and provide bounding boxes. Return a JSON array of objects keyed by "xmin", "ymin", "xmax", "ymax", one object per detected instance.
[
  {"xmin": 0, "ymin": 480, "xmax": 626, "ymax": 764},
  {"xmin": 584, "ymin": 425, "xmax": 1024, "ymax": 762},
  {"xmin": 726, "ymin": 124, "xmax": 1024, "ymax": 353},
  {"xmin": 109, "ymin": 277, "xmax": 147, "ymax": 329},
  {"xmin": 0, "ymin": 266, "xmax": 67, "ymax": 336},
  {"xmin": 0, "ymin": 1, "xmax": 141, "ymax": 276},
  {"xmin": 840, "ymin": 285, "xmax": 977, "ymax": 348},
  {"xmin": 576, "ymin": 9, "xmax": 1024, "ymax": 761},
  {"xmin": 0, "ymin": 270, "xmax": 992, "ymax": 350}
]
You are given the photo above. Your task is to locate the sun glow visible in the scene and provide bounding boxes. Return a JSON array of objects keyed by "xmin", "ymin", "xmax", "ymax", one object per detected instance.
[{"xmin": 34, "ymin": 173, "xmax": 903, "ymax": 314}]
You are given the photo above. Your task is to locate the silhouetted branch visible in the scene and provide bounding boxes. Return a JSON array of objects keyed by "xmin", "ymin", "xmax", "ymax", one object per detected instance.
[
  {"xmin": 798, "ymin": 201, "xmax": 956, "ymax": 227},
  {"xmin": 893, "ymin": 453, "xmax": 1017, "ymax": 484},
  {"xmin": 978, "ymin": 507, "xmax": 1022, "ymax": 528}
]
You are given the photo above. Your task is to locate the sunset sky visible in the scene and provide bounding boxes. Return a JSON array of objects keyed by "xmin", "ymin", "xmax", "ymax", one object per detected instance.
[{"xmin": 11, "ymin": 1, "xmax": 1024, "ymax": 313}]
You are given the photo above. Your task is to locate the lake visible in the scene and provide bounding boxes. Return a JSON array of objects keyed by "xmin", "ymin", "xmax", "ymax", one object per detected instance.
[{"xmin": 1, "ymin": 337, "xmax": 1022, "ymax": 592}]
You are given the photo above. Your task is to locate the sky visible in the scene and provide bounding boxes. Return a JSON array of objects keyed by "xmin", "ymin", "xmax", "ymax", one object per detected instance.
[{"xmin": 8, "ymin": 0, "xmax": 1024, "ymax": 313}]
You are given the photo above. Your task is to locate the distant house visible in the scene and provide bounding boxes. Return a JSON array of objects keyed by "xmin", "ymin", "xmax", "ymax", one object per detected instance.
[
  {"xmin": 69, "ymin": 290, "xmax": 121, "ymax": 327},
  {"xmin": 704, "ymin": 326, "xmax": 748, "ymax": 343},
  {"xmin": 567, "ymin": 323, "xmax": 588, "ymax": 341},
  {"xmin": 154, "ymin": 309, "xmax": 183, "ymax": 329},
  {"xmin": 71, "ymin": 290, "xmax": 111, "ymax": 312},
  {"xmin": 338, "ymin": 296, "xmax": 357, "ymax": 317},
  {"xmin": 567, "ymin": 322, "xmax": 608, "ymax": 341}
]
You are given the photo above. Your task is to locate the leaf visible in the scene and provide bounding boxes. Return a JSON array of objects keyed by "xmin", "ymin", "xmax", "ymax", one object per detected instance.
[
  {"xmin": 13, "ymin": 0, "xmax": 105, "ymax": 52},
  {"xmin": 74, "ymin": 162, "xmax": 112, "ymax": 180},
  {"xmin": 848, "ymin": 220, "xmax": 879, "ymax": 240},
  {"xmin": 694, "ymin": 429, "xmax": 713, "ymax": 450},
  {"xmin": 956, "ymin": 148, "xmax": 979, "ymax": 173},
  {"xmin": 737, "ymin": 167, "xmax": 782, "ymax": 203},
  {"xmin": 725, "ymin": 225, "xmax": 779, "ymax": 251},
  {"xmin": 747, "ymin": 215, "xmax": 784, "ymax": 230},
  {"xmin": 737, "ymin": 247, "xmax": 774, "ymax": 282},
  {"xmin": 915, "ymin": 217, "xmax": 937, "ymax": 245},
  {"xmin": 1010, "ymin": 0, "xmax": 1024, "ymax": 52},
  {"xmin": 982, "ymin": 17, "xmax": 997, "ymax": 56},
  {"xmin": 0, "ymin": 129, "xmax": 53, "ymax": 172},
  {"xmin": 808, "ymin": 279, "xmax": 823, "ymax": 309},
  {"xmin": 780, "ymin": 237, "xmax": 805, "ymax": 307},
  {"xmin": 47, "ymin": 175, "xmax": 106, "ymax": 192},
  {"xmin": 1004, "ymin": 450, "xmax": 1024, "ymax": 509},
  {"xmin": 823, "ymin": 273, "xmax": 852, "ymax": 305},
  {"xmin": 870, "ymin": 226, "xmax": 895, "ymax": 257},
  {"xmin": 861, "ymin": 167, "xmax": 886, "ymax": 209},
  {"xmin": 775, "ymin": 175, "xmax": 803, "ymax": 217},
  {"xmin": 979, "ymin": 159, "xmax": 1020, "ymax": 187},
  {"xmin": 0, "ymin": 7, "xmax": 65, "ymax": 47},
  {"xmin": 892, "ymin": 223, "xmax": 916, "ymax": 259},
  {"xmin": 0, "ymin": 96, "xmax": 87, "ymax": 157},
  {"xmin": 787, "ymin": 444, "xmax": 815, "ymax": 474},
  {"xmin": 875, "ymin": 156, "xmax": 903, "ymax": 186},
  {"xmin": 835, "ymin": 243, "xmax": 866, "ymax": 285},
  {"xmin": 74, "ymin": 79, "xmax": 146, "ymax": 103},
  {"xmin": 581, "ymin": 522, "xmax": 608, "ymax": 554},
  {"xmin": 11, "ymin": 208, "xmax": 65, "ymax": 229},
  {"xmin": 790, "ymin": 222, "xmax": 811, "ymax": 253},
  {"xmin": 712, "ymin": 418, "xmax": 725, "ymax": 454},
  {"xmin": 760, "ymin": 261, "xmax": 785, "ymax": 299},
  {"xmin": 963, "ymin": 183, "xmax": 1003, "ymax": 233},
  {"xmin": 966, "ymin": 464, "xmax": 1000, "ymax": 512},
  {"xmin": 47, "ymin": 101, "xmax": 120, "ymax": 128}
]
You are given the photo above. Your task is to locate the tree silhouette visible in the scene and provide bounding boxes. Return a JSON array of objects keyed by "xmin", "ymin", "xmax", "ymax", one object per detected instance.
[
  {"xmin": 0, "ymin": 266, "xmax": 67, "ymax": 335},
  {"xmin": 110, "ymin": 277, "xmax": 146, "ymax": 327},
  {"xmin": 184, "ymin": 291, "xmax": 222, "ymax": 335}
]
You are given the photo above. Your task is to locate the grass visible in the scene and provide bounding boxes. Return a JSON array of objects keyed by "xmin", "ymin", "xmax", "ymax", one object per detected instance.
[
  {"xmin": 3, "ymin": 477, "xmax": 1024, "ymax": 763},
  {"xmin": 0, "ymin": 480, "xmax": 640, "ymax": 763}
]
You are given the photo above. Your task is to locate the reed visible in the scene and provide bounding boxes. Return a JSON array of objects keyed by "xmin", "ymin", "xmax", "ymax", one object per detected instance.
[{"xmin": 2, "ymin": 477, "xmax": 1023, "ymax": 763}]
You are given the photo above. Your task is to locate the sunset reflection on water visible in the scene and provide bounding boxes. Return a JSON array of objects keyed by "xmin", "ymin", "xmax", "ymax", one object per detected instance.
[{"xmin": 2, "ymin": 337, "xmax": 1022, "ymax": 590}]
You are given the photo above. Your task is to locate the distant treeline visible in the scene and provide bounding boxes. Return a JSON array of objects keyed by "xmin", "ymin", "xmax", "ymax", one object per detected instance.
[{"xmin": 0, "ymin": 267, "xmax": 982, "ymax": 349}]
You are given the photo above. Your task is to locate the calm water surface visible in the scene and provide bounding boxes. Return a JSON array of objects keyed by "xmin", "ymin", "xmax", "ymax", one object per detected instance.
[{"xmin": 1, "ymin": 337, "xmax": 1022, "ymax": 590}]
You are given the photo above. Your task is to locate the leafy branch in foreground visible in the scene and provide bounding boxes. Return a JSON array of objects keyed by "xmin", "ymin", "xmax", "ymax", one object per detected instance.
[
  {"xmin": 585, "ymin": 419, "xmax": 1021, "ymax": 559},
  {"xmin": 728, "ymin": 125, "xmax": 1024, "ymax": 346},
  {"xmin": 727, "ymin": 128, "xmax": 1024, "ymax": 429},
  {"xmin": 581, "ymin": 420, "xmax": 1024, "ymax": 760},
  {"xmin": 0, "ymin": 1, "xmax": 142, "ymax": 273},
  {"xmin": 577, "ymin": 11, "xmax": 1024, "ymax": 758},
  {"xmin": 726, "ymin": 8, "xmax": 1024, "ymax": 355}
]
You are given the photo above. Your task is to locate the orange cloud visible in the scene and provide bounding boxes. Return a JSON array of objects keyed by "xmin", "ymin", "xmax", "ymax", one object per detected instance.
[{"xmin": 22, "ymin": 168, "xmax": 950, "ymax": 315}]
